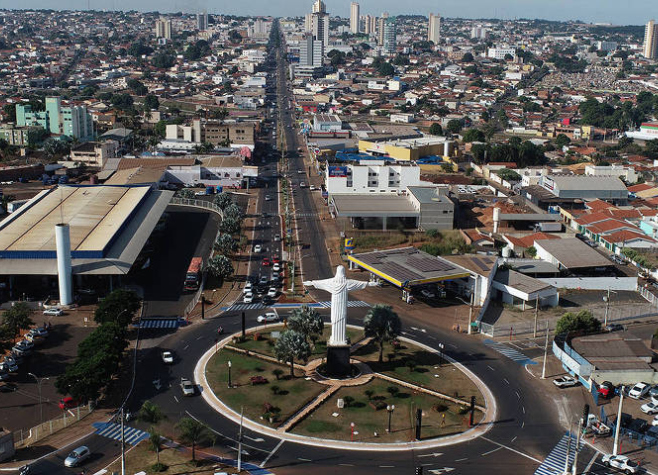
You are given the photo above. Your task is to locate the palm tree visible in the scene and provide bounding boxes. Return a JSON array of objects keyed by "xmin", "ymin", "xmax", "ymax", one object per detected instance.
[
  {"xmin": 274, "ymin": 330, "xmax": 311, "ymax": 377},
  {"xmin": 148, "ymin": 428, "xmax": 164, "ymax": 465},
  {"xmin": 363, "ymin": 305, "xmax": 402, "ymax": 363},
  {"xmin": 138, "ymin": 400, "xmax": 165, "ymax": 424},
  {"xmin": 176, "ymin": 417, "xmax": 214, "ymax": 462}
]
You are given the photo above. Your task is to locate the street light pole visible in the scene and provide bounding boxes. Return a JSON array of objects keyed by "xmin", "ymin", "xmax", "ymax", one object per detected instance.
[
  {"xmin": 613, "ymin": 386, "xmax": 625, "ymax": 455},
  {"xmin": 28, "ymin": 372, "xmax": 50, "ymax": 426},
  {"xmin": 386, "ymin": 404, "xmax": 395, "ymax": 433},
  {"xmin": 121, "ymin": 406, "xmax": 125, "ymax": 475},
  {"xmin": 541, "ymin": 324, "xmax": 549, "ymax": 379},
  {"xmin": 237, "ymin": 406, "xmax": 244, "ymax": 472},
  {"xmin": 603, "ymin": 288, "xmax": 611, "ymax": 326},
  {"xmin": 227, "ymin": 360, "xmax": 232, "ymax": 388}
]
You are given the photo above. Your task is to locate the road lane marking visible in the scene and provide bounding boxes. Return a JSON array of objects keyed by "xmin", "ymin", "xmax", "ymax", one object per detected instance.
[
  {"xmin": 454, "ymin": 458, "xmax": 468, "ymax": 462},
  {"xmin": 339, "ymin": 464, "xmax": 354, "ymax": 467},
  {"xmin": 482, "ymin": 447, "xmax": 502, "ymax": 456},
  {"xmin": 522, "ymin": 406, "xmax": 525, "ymax": 414},
  {"xmin": 183, "ymin": 345, "xmax": 189, "ymax": 350},
  {"xmin": 480, "ymin": 437, "xmax": 541, "ymax": 463},
  {"xmin": 584, "ymin": 452, "xmax": 599, "ymax": 473},
  {"xmin": 196, "ymin": 336, "xmax": 203, "ymax": 340},
  {"xmin": 298, "ymin": 457, "xmax": 311, "ymax": 461},
  {"xmin": 379, "ymin": 465, "xmax": 395, "ymax": 468},
  {"xmin": 487, "ymin": 365, "xmax": 495, "ymax": 371},
  {"xmin": 511, "ymin": 436, "xmax": 517, "ymax": 443},
  {"xmin": 503, "ymin": 378, "xmax": 510, "ymax": 385},
  {"xmin": 515, "ymin": 390, "xmax": 521, "ymax": 399},
  {"xmin": 259, "ymin": 439, "xmax": 284, "ymax": 467},
  {"xmin": 174, "ymin": 396, "xmax": 179, "ymax": 403}
]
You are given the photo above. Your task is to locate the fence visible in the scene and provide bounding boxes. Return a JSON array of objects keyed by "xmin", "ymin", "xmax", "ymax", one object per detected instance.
[
  {"xmin": 639, "ymin": 286, "xmax": 658, "ymax": 308},
  {"xmin": 13, "ymin": 402, "xmax": 94, "ymax": 447},
  {"xmin": 170, "ymin": 197, "xmax": 225, "ymax": 219}
]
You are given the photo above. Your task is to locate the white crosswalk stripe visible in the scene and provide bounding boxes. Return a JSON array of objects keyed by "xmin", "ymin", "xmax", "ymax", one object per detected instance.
[
  {"xmin": 94, "ymin": 422, "xmax": 149, "ymax": 445},
  {"xmin": 534, "ymin": 432, "xmax": 582, "ymax": 475},
  {"xmin": 484, "ymin": 339, "xmax": 536, "ymax": 365},
  {"xmin": 139, "ymin": 319, "xmax": 179, "ymax": 329},
  {"xmin": 227, "ymin": 303, "xmax": 266, "ymax": 311}
]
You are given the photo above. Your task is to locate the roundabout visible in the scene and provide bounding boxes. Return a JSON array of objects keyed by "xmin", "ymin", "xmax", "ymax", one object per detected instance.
[{"xmin": 194, "ymin": 322, "xmax": 497, "ymax": 451}]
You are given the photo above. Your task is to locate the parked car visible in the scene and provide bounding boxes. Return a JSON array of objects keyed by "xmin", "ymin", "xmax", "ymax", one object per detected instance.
[
  {"xmin": 257, "ymin": 312, "xmax": 279, "ymax": 323},
  {"xmin": 59, "ymin": 397, "xmax": 80, "ymax": 410},
  {"xmin": 0, "ymin": 361, "xmax": 18, "ymax": 374},
  {"xmin": 272, "ymin": 256, "xmax": 280, "ymax": 264},
  {"xmin": 29, "ymin": 327, "xmax": 48, "ymax": 338},
  {"xmin": 274, "ymin": 234, "xmax": 281, "ymax": 242},
  {"xmin": 259, "ymin": 276, "xmax": 269, "ymax": 286},
  {"xmin": 629, "ymin": 382, "xmax": 651, "ymax": 399},
  {"xmin": 605, "ymin": 323, "xmax": 624, "ymax": 332},
  {"xmin": 641, "ymin": 401, "xmax": 658, "ymax": 414},
  {"xmin": 272, "ymin": 263, "xmax": 281, "ymax": 272},
  {"xmin": 161, "ymin": 351, "xmax": 174, "ymax": 364},
  {"xmin": 244, "ymin": 282, "xmax": 253, "ymax": 293},
  {"xmin": 243, "ymin": 293, "xmax": 254, "ymax": 304},
  {"xmin": 598, "ymin": 381, "xmax": 615, "ymax": 399},
  {"xmin": 309, "ymin": 185, "xmax": 317, "ymax": 191},
  {"xmin": 253, "ymin": 244, "xmax": 262, "ymax": 253},
  {"xmin": 64, "ymin": 446, "xmax": 91, "ymax": 468},
  {"xmin": 300, "ymin": 182, "xmax": 306, "ymax": 188},
  {"xmin": 0, "ymin": 371, "xmax": 9, "ymax": 382},
  {"xmin": 419, "ymin": 289, "xmax": 435, "ymax": 299},
  {"xmin": 262, "ymin": 257, "xmax": 271, "ymax": 266},
  {"xmin": 602, "ymin": 454, "xmax": 639, "ymax": 474},
  {"xmin": 267, "ymin": 288, "xmax": 278, "ymax": 298},
  {"xmin": 553, "ymin": 376, "xmax": 580, "ymax": 388},
  {"xmin": 265, "ymin": 195, "xmax": 272, "ymax": 201},
  {"xmin": 43, "ymin": 308, "xmax": 63, "ymax": 317},
  {"xmin": 180, "ymin": 378, "xmax": 196, "ymax": 396}
]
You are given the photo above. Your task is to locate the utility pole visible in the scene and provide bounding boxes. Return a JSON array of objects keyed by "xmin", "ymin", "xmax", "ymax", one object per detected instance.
[
  {"xmin": 604, "ymin": 288, "xmax": 611, "ymax": 326},
  {"xmin": 572, "ymin": 418, "xmax": 583, "ymax": 475},
  {"xmin": 613, "ymin": 386, "xmax": 625, "ymax": 455},
  {"xmin": 237, "ymin": 406, "xmax": 244, "ymax": 472},
  {"xmin": 541, "ymin": 323, "xmax": 549, "ymax": 379},
  {"xmin": 121, "ymin": 406, "xmax": 126, "ymax": 475},
  {"xmin": 564, "ymin": 422, "xmax": 573, "ymax": 475},
  {"xmin": 534, "ymin": 295, "xmax": 539, "ymax": 338},
  {"xmin": 467, "ymin": 291, "xmax": 474, "ymax": 335}
]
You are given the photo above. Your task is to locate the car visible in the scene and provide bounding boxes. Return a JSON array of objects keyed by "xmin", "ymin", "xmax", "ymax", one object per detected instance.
[
  {"xmin": 9, "ymin": 352, "xmax": 23, "ymax": 364},
  {"xmin": 606, "ymin": 323, "xmax": 624, "ymax": 332},
  {"xmin": 13, "ymin": 340, "xmax": 33, "ymax": 353},
  {"xmin": 274, "ymin": 234, "xmax": 281, "ymax": 242},
  {"xmin": 309, "ymin": 185, "xmax": 317, "ymax": 191},
  {"xmin": 642, "ymin": 401, "xmax": 658, "ymax": 414},
  {"xmin": 300, "ymin": 182, "xmax": 306, "ymax": 188},
  {"xmin": 194, "ymin": 191, "xmax": 206, "ymax": 196},
  {"xmin": 598, "ymin": 381, "xmax": 615, "ymax": 399},
  {"xmin": 3, "ymin": 356, "xmax": 18, "ymax": 368},
  {"xmin": 420, "ymin": 289, "xmax": 435, "ymax": 299},
  {"xmin": 180, "ymin": 378, "xmax": 196, "ymax": 396},
  {"xmin": 64, "ymin": 446, "xmax": 91, "ymax": 468},
  {"xmin": 162, "ymin": 351, "xmax": 174, "ymax": 364},
  {"xmin": 259, "ymin": 276, "xmax": 269, "ymax": 286},
  {"xmin": 271, "ymin": 272, "xmax": 280, "ymax": 282},
  {"xmin": 244, "ymin": 282, "xmax": 253, "ymax": 293},
  {"xmin": 265, "ymin": 195, "xmax": 272, "ymax": 201},
  {"xmin": 257, "ymin": 312, "xmax": 279, "ymax": 323},
  {"xmin": 29, "ymin": 327, "xmax": 48, "ymax": 338},
  {"xmin": 272, "ymin": 256, "xmax": 280, "ymax": 264},
  {"xmin": 59, "ymin": 397, "xmax": 80, "ymax": 410},
  {"xmin": 553, "ymin": 376, "xmax": 580, "ymax": 388},
  {"xmin": 602, "ymin": 454, "xmax": 639, "ymax": 474},
  {"xmin": 253, "ymin": 244, "xmax": 262, "ymax": 253},
  {"xmin": 272, "ymin": 262, "xmax": 281, "ymax": 272},
  {"xmin": 629, "ymin": 382, "xmax": 651, "ymax": 399},
  {"xmin": 250, "ymin": 375, "xmax": 268, "ymax": 385},
  {"xmin": 262, "ymin": 257, "xmax": 271, "ymax": 266},
  {"xmin": 267, "ymin": 287, "xmax": 278, "ymax": 298},
  {"xmin": 0, "ymin": 371, "xmax": 8, "ymax": 382},
  {"xmin": 0, "ymin": 361, "xmax": 18, "ymax": 374},
  {"xmin": 43, "ymin": 308, "xmax": 63, "ymax": 317},
  {"xmin": 650, "ymin": 385, "xmax": 658, "ymax": 399},
  {"xmin": 243, "ymin": 293, "xmax": 254, "ymax": 304},
  {"xmin": 297, "ymin": 170, "xmax": 304, "ymax": 174}
]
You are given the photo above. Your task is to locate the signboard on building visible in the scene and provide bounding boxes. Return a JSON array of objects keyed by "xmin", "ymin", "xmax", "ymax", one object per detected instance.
[{"xmin": 328, "ymin": 166, "xmax": 348, "ymax": 178}]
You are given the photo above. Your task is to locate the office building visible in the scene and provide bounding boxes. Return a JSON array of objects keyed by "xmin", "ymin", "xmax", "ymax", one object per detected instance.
[
  {"xmin": 154, "ymin": 17, "xmax": 172, "ymax": 39},
  {"xmin": 488, "ymin": 46, "xmax": 516, "ymax": 60},
  {"xmin": 305, "ymin": 13, "xmax": 313, "ymax": 32},
  {"xmin": 16, "ymin": 97, "xmax": 93, "ymax": 141},
  {"xmin": 471, "ymin": 26, "xmax": 489, "ymax": 39},
  {"xmin": 364, "ymin": 15, "xmax": 376, "ymax": 35},
  {"xmin": 350, "ymin": 2, "xmax": 360, "ymax": 34},
  {"xmin": 307, "ymin": 0, "xmax": 329, "ymax": 53},
  {"xmin": 197, "ymin": 11, "xmax": 208, "ymax": 31},
  {"xmin": 300, "ymin": 33, "xmax": 324, "ymax": 67},
  {"xmin": 644, "ymin": 20, "xmax": 658, "ymax": 59},
  {"xmin": 428, "ymin": 13, "xmax": 441, "ymax": 44},
  {"xmin": 382, "ymin": 18, "xmax": 397, "ymax": 55}
]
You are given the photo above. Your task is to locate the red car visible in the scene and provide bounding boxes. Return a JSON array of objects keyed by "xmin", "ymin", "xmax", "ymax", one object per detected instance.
[
  {"xmin": 272, "ymin": 256, "xmax": 280, "ymax": 264},
  {"xmin": 598, "ymin": 381, "xmax": 615, "ymax": 399},
  {"xmin": 250, "ymin": 376, "xmax": 268, "ymax": 385},
  {"xmin": 59, "ymin": 396, "xmax": 80, "ymax": 410},
  {"xmin": 262, "ymin": 257, "xmax": 271, "ymax": 266}
]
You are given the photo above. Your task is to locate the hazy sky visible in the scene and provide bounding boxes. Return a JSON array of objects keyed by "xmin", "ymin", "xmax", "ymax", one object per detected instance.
[{"xmin": 12, "ymin": 0, "xmax": 657, "ymax": 25}]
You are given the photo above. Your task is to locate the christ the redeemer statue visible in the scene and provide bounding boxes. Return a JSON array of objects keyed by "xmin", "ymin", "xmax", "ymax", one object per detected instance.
[{"xmin": 304, "ymin": 265, "xmax": 376, "ymax": 377}]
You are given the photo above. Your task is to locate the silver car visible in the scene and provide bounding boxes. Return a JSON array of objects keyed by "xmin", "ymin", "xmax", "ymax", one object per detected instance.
[
  {"xmin": 180, "ymin": 378, "xmax": 196, "ymax": 396},
  {"xmin": 64, "ymin": 445, "xmax": 90, "ymax": 467}
]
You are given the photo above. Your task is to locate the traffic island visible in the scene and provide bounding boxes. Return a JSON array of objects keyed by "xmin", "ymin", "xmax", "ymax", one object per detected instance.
[{"xmin": 199, "ymin": 324, "xmax": 493, "ymax": 449}]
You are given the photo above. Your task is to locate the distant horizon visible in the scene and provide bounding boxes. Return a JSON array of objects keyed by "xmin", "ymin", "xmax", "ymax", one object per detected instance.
[{"xmin": 3, "ymin": 1, "xmax": 656, "ymax": 26}]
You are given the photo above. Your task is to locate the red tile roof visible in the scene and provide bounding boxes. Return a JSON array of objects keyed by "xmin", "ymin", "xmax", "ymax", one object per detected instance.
[
  {"xmin": 504, "ymin": 232, "xmax": 560, "ymax": 248},
  {"xmin": 602, "ymin": 230, "xmax": 656, "ymax": 244},
  {"xmin": 585, "ymin": 199, "xmax": 616, "ymax": 212}
]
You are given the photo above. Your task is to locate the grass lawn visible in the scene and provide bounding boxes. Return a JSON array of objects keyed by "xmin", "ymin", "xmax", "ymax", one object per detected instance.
[
  {"xmin": 352, "ymin": 340, "xmax": 484, "ymax": 407},
  {"xmin": 352, "ymin": 229, "xmax": 471, "ymax": 254},
  {"xmin": 107, "ymin": 441, "xmax": 239, "ymax": 475},
  {"xmin": 293, "ymin": 379, "xmax": 479, "ymax": 443},
  {"xmin": 233, "ymin": 324, "xmax": 364, "ymax": 359},
  {"xmin": 206, "ymin": 348, "xmax": 324, "ymax": 427}
]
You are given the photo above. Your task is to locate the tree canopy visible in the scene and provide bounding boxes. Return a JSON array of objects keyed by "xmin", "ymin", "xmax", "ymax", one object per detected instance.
[
  {"xmin": 274, "ymin": 330, "xmax": 311, "ymax": 376},
  {"xmin": 93, "ymin": 289, "xmax": 141, "ymax": 326},
  {"xmin": 287, "ymin": 305, "xmax": 323, "ymax": 347},
  {"xmin": 555, "ymin": 310, "xmax": 601, "ymax": 335},
  {"xmin": 364, "ymin": 305, "xmax": 401, "ymax": 362}
]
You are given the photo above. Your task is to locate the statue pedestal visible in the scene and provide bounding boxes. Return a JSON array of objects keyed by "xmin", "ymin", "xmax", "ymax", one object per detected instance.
[{"xmin": 326, "ymin": 345, "xmax": 351, "ymax": 378}]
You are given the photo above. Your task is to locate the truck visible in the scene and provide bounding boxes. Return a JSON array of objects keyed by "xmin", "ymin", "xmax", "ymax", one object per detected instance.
[
  {"xmin": 184, "ymin": 257, "xmax": 203, "ymax": 291},
  {"xmin": 536, "ymin": 222, "xmax": 562, "ymax": 233}
]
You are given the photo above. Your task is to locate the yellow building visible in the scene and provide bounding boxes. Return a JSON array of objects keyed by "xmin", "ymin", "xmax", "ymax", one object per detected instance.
[{"xmin": 358, "ymin": 137, "xmax": 455, "ymax": 162}]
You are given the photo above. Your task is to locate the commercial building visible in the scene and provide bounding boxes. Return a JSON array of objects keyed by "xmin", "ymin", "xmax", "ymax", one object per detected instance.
[
  {"xmin": 313, "ymin": 114, "xmax": 342, "ymax": 132},
  {"xmin": 16, "ymin": 97, "xmax": 94, "ymax": 141},
  {"xmin": 382, "ymin": 18, "xmax": 397, "ymax": 55},
  {"xmin": 70, "ymin": 140, "xmax": 118, "ymax": 168},
  {"xmin": 538, "ymin": 175, "xmax": 629, "ymax": 204},
  {"xmin": 358, "ymin": 136, "xmax": 453, "ymax": 162},
  {"xmin": 325, "ymin": 161, "xmax": 421, "ymax": 195},
  {"xmin": 154, "ymin": 18, "xmax": 172, "ymax": 39},
  {"xmin": 487, "ymin": 47, "xmax": 516, "ymax": 60},
  {"xmin": 644, "ymin": 19, "xmax": 658, "ymax": 59},
  {"xmin": 350, "ymin": 2, "xmax": 360, "ymax": 34},
  {"xmin": 533, "ymin": 238, "xmax": 612, "ymax": 271},
  {"xmin": 626, "ymin": 122, "xmax": 658, "ymax": 141},
  {"xmin": 428, "ymin": 13, "xmax": 441, "ymax": 44},
  {"xmin": 0, "ymin": 185, "xmax": 172, "ymax": 283},
  {"xmin": 162, "ymin": 119, "xmax": 256, "ymax": 151},
  {"xmin": 310, "ymin": 0, "xmax": 329, "ymax": 51},
  {"xmin": 299, "ymin": 33, "xmax": 324, "ymax": 68},
  {"xmin": 584, "ymin": 164, "xmax": 638, "ymax": 183},
  {"xmin": 0, "ymin": 124, "xmax": 46, "ymax": 147},
  {"xmin": 197, "ymin": 12, "xmax": 208, "ymax": 31}
]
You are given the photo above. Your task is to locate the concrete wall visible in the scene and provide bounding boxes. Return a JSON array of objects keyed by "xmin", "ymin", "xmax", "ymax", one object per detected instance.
[{"xmin": 538, "ymin": 276, "xmax": 638, "ymax": 291}]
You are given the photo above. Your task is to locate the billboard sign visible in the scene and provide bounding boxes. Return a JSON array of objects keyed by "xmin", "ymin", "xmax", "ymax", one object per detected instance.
[{"xmin": 328, "ymin": 166, "xmax": 348, "ymax": 178}]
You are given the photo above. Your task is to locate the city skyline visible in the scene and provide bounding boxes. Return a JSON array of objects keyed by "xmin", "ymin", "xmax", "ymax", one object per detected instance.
[{"xmin": 7, "ymin": 0, "xmax": 658, "ymax": 25}]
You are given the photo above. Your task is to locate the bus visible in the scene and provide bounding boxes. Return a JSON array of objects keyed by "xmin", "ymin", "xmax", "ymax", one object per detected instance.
[{"xmin": 184, "ymin": 257, "xmax": 203, "ymax": 291}]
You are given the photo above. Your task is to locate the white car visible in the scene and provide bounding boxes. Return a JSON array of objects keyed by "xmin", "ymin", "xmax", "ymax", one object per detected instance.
[
  {"xmin": 652, "ymin": 415, "xmax": 658, "ymax": 426},
  {"xmin": 265, "ymin": 195, "xmax": 272, "ymax": 201},
  {"xmin": 43, "ymin": 308, "xmax": 63, "ymax": 316},
  {"xmin": 553, "ymin": 376, "xmax": 580, "ymax": 388},
  {"xmin": 267, "ymin": 287, "xmax": 278, "ymax": 298},
  {"xmin": 180, "ymin": 378, "xmax": 196, "ymax": 396},
  {"xmin": 253, "ymin": 244, "xmax": 262, "ymax": 253},
  {"xmin": 300, "ymin": 182, "xmax": 306, "ymax": 188},
  {"xmin": 161, "ymin": 351, "xmax": 174, "ymax": 364},
  {"xmin": 629, "ymin": 382, "xmax": 651, "ymax": 399},
  {"xmin": 309, "ymin": 185, "xmax": 317, "ymax": 191},
  {"xmin": 273, "ymin": 263, "xmax": 281, "ymax": 272},
  {"xmin": 243, "ymin": 293, "xmax": 254, "ymax": 304},
  {"xmin": 601, "ymin": 454, "xmax": 639, "ymax": 474},
  {"xmin": 243, "ymin": 282, "xmax": 253, "ymax": 293},
  {"xmin": 257, "ymin": 312, "xmax": 279, "ymax": 323},
  {"xmin": 642, "ymin": 401, "xmax": 658, "ymax": 414}
]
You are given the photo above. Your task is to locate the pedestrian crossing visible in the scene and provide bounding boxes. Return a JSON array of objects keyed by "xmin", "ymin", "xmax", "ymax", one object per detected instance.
[
  {"xmin": 92, "ymin": 422, "xmax": 150, "ymax": 445},
  {"xmin": 534, "ymin": 432, "xmax": 582, "ymax": 475},
  {"xmin": 221, "ymin": 301, "xmax": 371, "ymax": 312},
  {"xmin": 138, "ymin": 319, "xmax": 182, "ymax": 329},
  {"xmin": 483, "ymin": 339, "xmax": 537, "ymax": 366}
]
